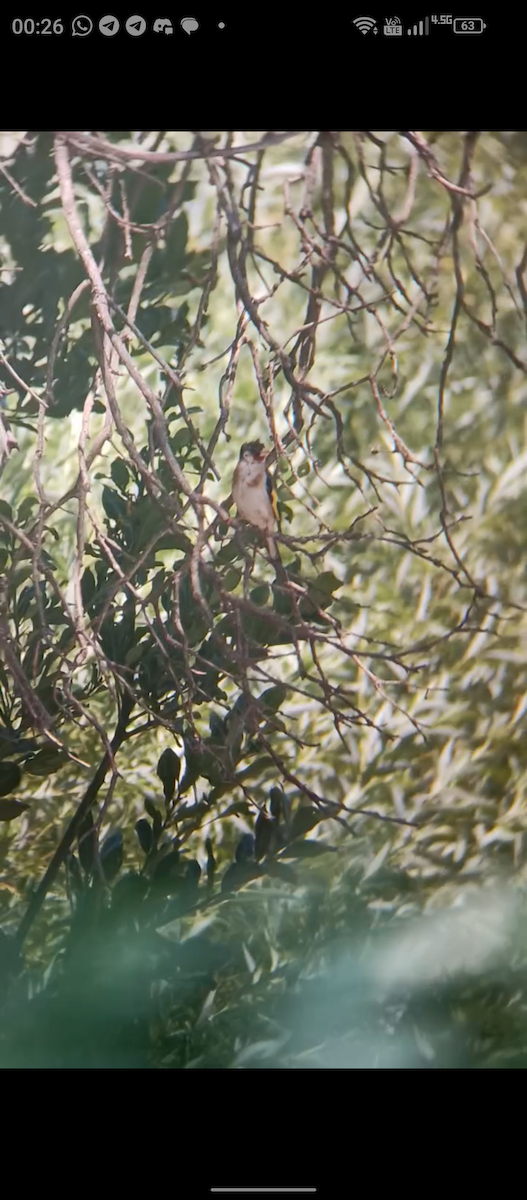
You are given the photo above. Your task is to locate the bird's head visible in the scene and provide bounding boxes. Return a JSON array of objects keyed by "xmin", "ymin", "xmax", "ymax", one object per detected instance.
[{"xmin": 239, "ymin": 440, "xmax": 267, "ymax": 463}]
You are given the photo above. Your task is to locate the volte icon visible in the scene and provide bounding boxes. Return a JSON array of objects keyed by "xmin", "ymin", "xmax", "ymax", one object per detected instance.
[{"xmin": 384, "ymin": 16, "xmax": 402, "ymax": 35}]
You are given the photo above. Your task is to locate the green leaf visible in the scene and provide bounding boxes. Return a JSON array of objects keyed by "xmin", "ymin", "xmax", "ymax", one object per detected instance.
[
  {"xmin": 236, "ymin": 832, "xmax": 256, "ymax": 863},
  {"xmin": 269, "ymin": 787, "xmax": 284, "ymax": 819},
  {"xmin": 166, "ymin": 212, "xmax": 188, "ymax": 264},
  {"xmin": 306, "ymin": 571, "xmax": 344, "ymax": 612},
  {"xmin": 214, "ymin": 800, "xmax": 250, "ymax": 817},
  {"xmin": 234, "ymin": 756, "xmax": 274, "ymax": 783},
  {"xmin": 17, "ymin": 496, "xmax": 38, "ymax": 522},
  {"xmin": 24, "ymin": 748, "xmax": 67, "ymax": 776},
  {"xmin": 110, "ymin": 458, "xmax": 130, "ymax": 493},
  {"xmin": 144, "ymin": 797, "xmax": 163, "ymax": 840},
  {"xmin": 78, "ymin": 809, "xmax": 98, "ymax": 874},
  {"xmin": 135, "ymin": 818, "xmax": 153, "ymax": 855},
  {"xmin": 221, "ymin": 861, "xmax": 261, "ymax": 894},
  {"xmin": 111, "ymin": 871, "xmax": 148, "ymax": 918},
  {"xmin": 260, "ymin": 685, "xmax": 287, "ymax": 712},
  {"xmin": 153, "ymin": 529, "xmax": 191, "ymax": 553},
  {"xmin": 289, "ymin": 805, "xmax": 322, "ymax": 840},
  {"xmin": 0, "ymin": 798, "xmax": 29, "ymax": 822},
  {"xmin": 209, "ymin": 712, "xmax": 225, "ymax": 742},
  {"xmin": 0, "ymin": 762, "xmax": 22, "ymax": 797},
  {"xmin": 170, "ymin": 427, "xmax": 193, "ymax": 452},
  {"xmin": 260, "ymin": 860, "xmax": 298, "ymax": 885},
  {"xmin": 157, "ymin": 747, "xmax": 181, "ymax": 802},
  {"xmin": 102, "ymin": 486, "xmax": 127, "ymax": 523},
  {"xmin": 223, "ymin": 568, "xmax": 242, "ymax": 591},
  {"xmin": 205, "ymin": 837, "xmax": 216, "ymax": 891},
  {"xmin": 215, "ymin": 542, "xmax": 240, "ymax": 564},
  {"xmin": 152, "ymin": 846, "xmax": 183, "ymax": 892},
  {"xmin": 254, "ymin": 812, "xmax": 276, "ymax": 861},
  {"xmin": 280, "ymin": 839, "xmax": 337, "ymax": 858},
  {"xmin": 250, "ymin": 584, "xmax": 270, "ymax": 606},
  {"xmin": 182, "ymin": 181, "xmax": 197, "ymax": 203},
  {"xmin": 178, "ymin": 737, "xmax": 202, "ymax": 795},
  {"xmin": 315, "ymin": 571, "xmax": 343, "ymax": 593},
  {"xmin": 129, "ymin": 497, "xmax": 166, "ymax": 550},
  {"xmin": 66, "ymin": 853, "xmax": 84, "ymax": 900},
  {"xmin": 100, "ymin": 829, "xmax": 123, "ymax": 882}
]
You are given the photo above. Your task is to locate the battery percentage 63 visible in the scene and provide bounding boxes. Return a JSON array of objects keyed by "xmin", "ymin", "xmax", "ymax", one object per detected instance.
[{"xmin": 453, "ymin": 17, "xmax": 487, "ymax": 32}]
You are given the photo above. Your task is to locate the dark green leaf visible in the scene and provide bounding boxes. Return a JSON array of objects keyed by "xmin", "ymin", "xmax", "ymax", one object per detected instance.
[
  {"xmin": 100, "ymin": 829, "xmax": 123, "ymax": 882},
  {"xmin": 254, "ymin": 812, "xmax": 276, "ymax": 861},
  {"xmin": 78, "ymin": 809, "xmax": 98, "ymax": 874},
  {"xmin": 170, "ymin": 427, "xmax": 193, "ymax": 451},
  {"xmin": 165, "ymin": 212, "xmax": 188, "ymax": 264},
  {"xmin": 135, "ymin": 818, "xmax": 153, "ymax": 855},
  {"xmin": 178, "ymin": 737, "xmax": 202, "ymax": 795},
  {"xmin": 0, "ymin": 798, "xmax": 29, "ymax": 821},
  {"xmin": 102, "ymin": 486, "xmax": 127, "ymax": 523},
  {"xmin": 209, "ymin": 712, "xmax": 225, "ymax": 742},
  {"xmin": 234, "ymin": 757, "xmax": 274, "ymax": 783},
  {"xmin": 289, "ymin": 805, "xmax": 322, "ymax": 840},
  {"xmin": 0, "ymin": 762, "xmax": 22, "ymax": 797},
  {"xmin": 205, "ymin": 837, "xmax": 216, "ymax": 893},
  {"xmin": 17, "ymin": 496, "xmax": 38, "ymax": 522},
  {"xmin": 144, "ymin": 797, "xmax": 163, "ymax": 840},
  {"xmin": 157, "ymin": 746, "xmax": 181, "ymax": 802},
  {"xmin": 110, "ymin": 458, "xmax": 130, "ymax": 493},
  {"xmin": 260, "ymin": 685, "xmax": 288, "ymax": 713},
  {"xmin": 66, "ymin": 853, "xmax": 84, "ymax": 900},
  {"xmin": 111, "ymin": 872, "xmax": 148, "ymax": 920},
  {"xmin": 152, "ymin": 847, "xmax": 183, "ymax": 892},
  {"xmin": 269, "ymin": 787, "xmax": 284, "ymax": 819},
  {"xmin": 250, "ymin": 584, "xmax": 270, "ymax": 606},
  {"xmin": 24, "ymin": 748, "xmax": 67, "ymax": 776},
  {"xmin": 313, "ymin": 571, "xmax": 343, "ymax": 595},
  {"xmin": 223, "ymin": 568, "xmax": 242, "ymax": 591},
  {"xmin": 260, "ymin": 860, "xmax": 298, "ymax": 885},
  {"xmin": 280, "ymin": 839, "xmax": 337, "ymax": 858},
  {"xmin": 221, "ymin": 861, "xmax": 260, "ymax": 894},
  {"xmin": 236, "ymin": 833, "xmax": 256, "ymax": 863}
]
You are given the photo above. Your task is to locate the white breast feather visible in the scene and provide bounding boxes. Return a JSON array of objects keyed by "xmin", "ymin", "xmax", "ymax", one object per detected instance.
[{"xmin": 233, "ymin": 459, "xmax": 274, "ymax": 535}]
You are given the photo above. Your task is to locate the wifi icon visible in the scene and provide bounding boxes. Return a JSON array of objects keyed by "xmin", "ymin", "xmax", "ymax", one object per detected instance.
[{"xmin": 353, "ymin": 16, "xmax": 378, "ymax": 34}]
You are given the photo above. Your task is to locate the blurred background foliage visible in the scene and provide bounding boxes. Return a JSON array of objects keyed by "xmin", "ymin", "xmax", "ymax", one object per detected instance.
[{"xmin": 0, "ymin": 131, "xmax": 527, "ymax": 1067}]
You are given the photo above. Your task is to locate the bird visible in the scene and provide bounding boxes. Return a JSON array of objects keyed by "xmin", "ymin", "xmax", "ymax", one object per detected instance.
[{"xmin": 232, "ymin": 440, "xmax": 281, "ymax": 565}]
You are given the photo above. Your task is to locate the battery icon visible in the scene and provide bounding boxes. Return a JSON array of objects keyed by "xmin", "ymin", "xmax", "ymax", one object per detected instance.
[{"xmin": 453, "ymin": 17, "xmax": 487, "ymax": 33}]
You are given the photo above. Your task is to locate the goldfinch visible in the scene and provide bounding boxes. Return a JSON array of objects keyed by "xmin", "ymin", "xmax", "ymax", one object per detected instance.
[{"xmin": 232, "ymin": 440, "xmax": 280, "ymax": 563}]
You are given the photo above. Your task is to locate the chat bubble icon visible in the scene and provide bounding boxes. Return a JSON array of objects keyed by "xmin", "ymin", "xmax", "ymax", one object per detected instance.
[
  {"xmin": 72, "ymin": 14, "xmax": 93, "ymax": 35},
  {"xmin": 181, "ymin": 17, "xmax": 199, "ymax": 34}
]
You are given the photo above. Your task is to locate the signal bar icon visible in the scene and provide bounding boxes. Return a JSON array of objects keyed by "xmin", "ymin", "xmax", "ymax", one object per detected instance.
[{"xmin": 407, "ymin": 16, "xmax": 429, "ymax": 34}]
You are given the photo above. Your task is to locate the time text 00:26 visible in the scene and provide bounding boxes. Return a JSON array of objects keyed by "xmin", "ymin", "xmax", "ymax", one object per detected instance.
[{"xmin": 12, "ymin": 18, "xmax": 66, "ymax": 34}]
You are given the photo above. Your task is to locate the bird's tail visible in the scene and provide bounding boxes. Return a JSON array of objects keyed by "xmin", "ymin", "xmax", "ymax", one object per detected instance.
[
  {"xmin": 266, "ymin": 534, "xmax": 278, "ymax": 561},
  {"xmin": 266, "ymin": 534, "xmax": 288, "ymax": 583}
]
